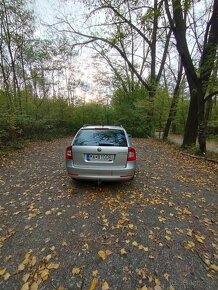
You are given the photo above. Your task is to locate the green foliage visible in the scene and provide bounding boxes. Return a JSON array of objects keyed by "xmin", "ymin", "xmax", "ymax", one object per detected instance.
[
  {"xmin": 0, "ymin": 113, "xmax": 23, "ymax": 149},
  {"xmin": 111, "ymin": 84, "xmax": 151, "ymax": 137}
]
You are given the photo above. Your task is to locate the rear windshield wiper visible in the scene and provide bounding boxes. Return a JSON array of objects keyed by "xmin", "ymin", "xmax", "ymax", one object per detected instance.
[{"xmin": 98, "ymin": 143, "xmax": 115, "ymax": 146}]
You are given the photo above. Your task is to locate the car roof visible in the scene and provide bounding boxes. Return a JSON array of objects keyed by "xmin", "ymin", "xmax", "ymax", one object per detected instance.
[{"xmin": 81, "ymin": 125, "xmax": 125, "ymax": 130}]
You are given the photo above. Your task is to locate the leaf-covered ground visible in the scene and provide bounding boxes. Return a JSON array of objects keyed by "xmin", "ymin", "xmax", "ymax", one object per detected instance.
[{"xmin": 0, "ymin": 138, "xmax": 217, "ymax": 290}]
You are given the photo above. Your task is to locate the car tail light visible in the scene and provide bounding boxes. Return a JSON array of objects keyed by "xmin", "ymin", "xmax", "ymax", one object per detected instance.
[
  {"xmin": 127, "ymin": 147, "xmax": 136, "ymax": 161},
  {"xmin": 66, "ymin": 146, "xmax": 73, "ymax": 160}
]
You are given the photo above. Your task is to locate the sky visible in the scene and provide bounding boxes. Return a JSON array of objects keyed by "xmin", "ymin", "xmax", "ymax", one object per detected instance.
[{"xmin": 31, "ymin": 0, "xmax": 105, "ymax": 102}]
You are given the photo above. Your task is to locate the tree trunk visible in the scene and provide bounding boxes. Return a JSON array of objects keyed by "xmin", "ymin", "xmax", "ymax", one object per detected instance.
[
  {"xmin": 182, "ymin": 90, "xmax": 198, "ymax": 147},
  {"xmin": 163, "ymin": 60, "xmax": 183, "ymax": 139}
]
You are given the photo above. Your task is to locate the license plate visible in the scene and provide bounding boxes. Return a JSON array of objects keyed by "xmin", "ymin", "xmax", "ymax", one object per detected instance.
[{"xmin": 86, "ymin": 154, "xmax": 114, "ymax": 161}]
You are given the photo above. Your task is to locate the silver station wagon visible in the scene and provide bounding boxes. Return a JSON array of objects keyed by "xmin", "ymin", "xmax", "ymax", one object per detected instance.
[{"xmin": 65, "ymin": 125, "xmax": 136, "ymax": 181}]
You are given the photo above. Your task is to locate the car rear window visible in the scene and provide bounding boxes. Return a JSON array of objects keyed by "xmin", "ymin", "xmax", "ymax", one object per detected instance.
[{"xmin": 73, "ymin": 129, "xmax": 128, "ymax": 147}]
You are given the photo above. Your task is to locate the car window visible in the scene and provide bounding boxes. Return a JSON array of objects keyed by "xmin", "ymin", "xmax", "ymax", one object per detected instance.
[{"xmin": 73, "ymin": 129, "xmax": 128, "ymax": 147}]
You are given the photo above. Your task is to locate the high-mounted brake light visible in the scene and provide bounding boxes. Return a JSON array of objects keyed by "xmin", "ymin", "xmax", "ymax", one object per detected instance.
[
  {"xmin": 127, "ymin": 147, "xmax": 136, "ymax": 161},
  {"xmin": 66, "ymin": 146, "xmax": 73, "ymax": 160}
]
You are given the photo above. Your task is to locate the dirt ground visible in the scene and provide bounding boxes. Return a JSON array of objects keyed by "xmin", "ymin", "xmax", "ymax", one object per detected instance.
[{"xmin": 0, "ymin": 137, "xmax": 218, "ymax": 290}]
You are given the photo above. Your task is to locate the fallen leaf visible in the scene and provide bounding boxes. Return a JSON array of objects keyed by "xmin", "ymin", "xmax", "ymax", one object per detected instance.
[
  {"xmin": 194, "ymin": 233, "xmax": 205, "ymax": 244},
  {"xmin": 30, "ymin": 282, "xmax": 38, "ymax": 290},
  {"xmin": 72, "ymin": 267, "xmax": 80, "ymax": 275},
  {"xmin": 44, "ymin": 254, "xmax": 52, "ymax": 262},
  {"xmin": 165, "ymin": 235, "xmax": 171, "ymax": 241},
  {"xmin": 140, "ymin": 286, "xmax": 148, "ymax": 290},
  {"xmin": 0, "ymin": 268, "xmax": 7, "ymax": 276},
  {"xmin": 18, "ymin": 263, "xmax": 25, "ymax": 271},
  {"xmin": 21, "ymin": 282, "xmax": 29, "ymax": 290},
  {"xmin": 98, "ymin": 250, "xmax": 112, "ymax": 260},
  {"xmin": 164, "ymin": 272, "xmax": 170, "ymax": 281},
  {"xmin": 89, "ymin": 278, "xmax": 98, "ymax": 290},
  {"xmin": 102, "ymin": 280, "xmax": 109, "ymax": 290},
  {"xmin": 183, "ymin": 240, "xmax": 195, "ymax": 250},
  {"xmin": 30, "ymin": 256, "xmax": 37, "ymax": 267},
  {"xmin": 92, "ymin": 270, "xmax": 98, "ymax": 277},
  {"xmin": 4, "ymin": 272, "xmax": 10, "ymax": 281},
  {"xmin": 47, "ymin": 262, "xmax": 60, "ymax": 270},
  {"xmin": 132, "ymin": 241, "xmax": 138, "ymax": 246},
  {"xmin": 62, "ymin": 241, "xmax": 68, "ymax": 247},
  {"xmin": 22, "ymin": 273, "xmax": 30, "ymax": 283},
  {"xmin": 187, "ymin": 229, "xmax": 193, "ymax": 237},
  {"xmin": 40, "ymin": 269, "xmax": 49, "ymax": 281},
  {"xmin": 210, "ymin": 264, "xmax": 218, "ymax": 272},
  {"xmin": 120, "ymin": 248, "xmax": 127, "ymax": 255}
]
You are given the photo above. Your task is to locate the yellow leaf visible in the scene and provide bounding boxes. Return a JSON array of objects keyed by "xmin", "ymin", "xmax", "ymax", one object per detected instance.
[
  {"xmin": 128, "ymin": 224, "xmax": 134, "ymax": 229},
  {"xmin": 158, "ymin": 216, "xmax": 166, "ymax": 223},
  {"xmin": 163, "ymin": 272, "xmax": 170, "ymax": 281},
  {"xmin": 62, "ymin": 241, "xmax": 67, "ymax": 247},
  {"xmin": 50, "ymin": 246, "xmax": 55, "ymax": 251},
  {"xmin": 165, "ymin": 230, "xmax": 171, "ymax": 235},
  {"xmin": 30, "ymin": 256, "xmax": 37, "ymax": 267},
  {"xmin": 132, "ymin": 241, "xmax": 138, "ymax": 247},
  {"xmin": 98, "ymin": 250, "xmax": 106, "ymax": 260},
  {"xmin": 154, "ymin": 286, "xmax": 162, "ymax": 290},
  {"xmin": 89, "ymin": 278, "xmax": 98, "ymax": 290},
  {"xmin": 22, "ymin": 273, "xmax": 30, "ymax": 283},
  {"xmin": 18, "ymin": 263, "xmax": 25, "ymax": 271},
  {"xmin": 47, "ymin": 262, "xmax": 60, "ymax": 270},
  {"xmin": 102, "ymin": 280, "xmax": 109, "ymax": 290},
  {"xmin": 25, "ymin": 250, "xmax": 33, "ymax": 260},
  {"xmin": 155, "ymin": 278, "xmax": 161, "ymax": 286},
  {"xmin": 21, "ymin": 282, "xmax": 30, "ymax": 290},
  {"xmin": 0, "ymin": 268, "xmax": 7, "ymax": 276},
  {"xmin": 92, "ymin": 270, "xmax": 98, "ymax": 277},
  {"xmin": 140, "ymin": 286, "xmax": 148, "ymax": 290},
  {"xmin": 40, "ymin": 269, "xmax": 49, "ymax": 281},
  {"xmin": 183, "ymin": 240, "xmax": 195, "ymax": 250},
  {"xmin": 44, "ymin": 254, "xmax": 52, "ymax": 262},
  {"xmin": 195, "ymin": 234, "xmax": 205, "ymax": 244},
  {"xmin": 187, "ymin": 229, "xmax": 193, "ymax": 237},
  {"xmin": 210, "ymin": 264, "xmax": 218, "ymax": 272},
  {"xmin": 120, "ymin": 248, "xmax": 127, "ymax": 255},
  {"xmin": 165, "ymin": 235, "xmax": 171, "ymax": 241},
  {"xmin": 72, "ymin": 267, "xmax": 80, "ymax": 275},
  {"xmin": 4, "ymin": 272, "xmax": 10, "ymax": 281},
  {"xmin": 168, "ymin": 286, "xmax": 175, "ymax": 290},
  {"xmin": 106, "ymin": 250, "xmax": 112, "ymax": 256},
  {"xmin": 30, "ymin": 282, "xmax": 38, "ymax": 290},
  {"xmin": 98, "ymin": 250, "xmax": 112, "ymax": 260}
]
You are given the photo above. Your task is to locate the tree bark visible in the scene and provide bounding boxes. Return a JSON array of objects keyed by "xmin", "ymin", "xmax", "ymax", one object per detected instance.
[{"xmin": 163, "ymin": 60, "xmax": 183, "ymax": 139}]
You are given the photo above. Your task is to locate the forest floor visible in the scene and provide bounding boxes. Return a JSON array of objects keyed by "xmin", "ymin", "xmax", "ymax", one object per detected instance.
[{"xmin": 0, "ymin": 137, "xmax": 218, "ymax": 290}]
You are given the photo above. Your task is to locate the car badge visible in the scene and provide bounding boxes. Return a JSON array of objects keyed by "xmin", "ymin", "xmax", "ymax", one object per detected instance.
[{"xmin": 97, "ymin": 147, "xmax": 102, "ymax": 152}]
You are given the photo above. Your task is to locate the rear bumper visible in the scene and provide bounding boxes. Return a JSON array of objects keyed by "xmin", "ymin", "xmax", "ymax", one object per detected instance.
[{"xmin": 66, "ymin": 161, "xmax": 136, "ymax": 181}]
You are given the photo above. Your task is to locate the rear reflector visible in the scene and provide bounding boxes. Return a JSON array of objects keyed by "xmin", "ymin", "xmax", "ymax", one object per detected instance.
[
  {"xmin": 120, "ymin": 174, "xmax": 133, "ymax": 178},
  {"xmin": 127, "ymin": 147, "xmax": 136, "ymax": 161},
  {"xmin": 66, "ymin": 146, "xmax": 73, "ymax": 159},
  {"xmin": 69, "ymin": 173, "xmax": 78, "ymax": 176}
]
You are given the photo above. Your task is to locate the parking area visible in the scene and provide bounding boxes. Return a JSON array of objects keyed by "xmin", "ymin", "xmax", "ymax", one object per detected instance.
[{"xmin": 0, "ymin": 137, "xmax": 217, "ymax": 290}]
